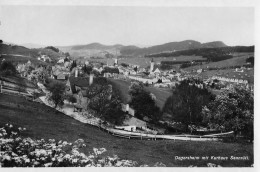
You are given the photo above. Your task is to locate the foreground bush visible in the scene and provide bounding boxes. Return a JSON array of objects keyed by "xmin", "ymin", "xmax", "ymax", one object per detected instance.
[{"xmin": 0, "ymin": 123, "xmax": 141, "ymax": 167}]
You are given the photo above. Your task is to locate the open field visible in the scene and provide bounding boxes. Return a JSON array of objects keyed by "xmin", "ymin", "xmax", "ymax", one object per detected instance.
[
  {"xmin": 185, "ymin": 52, "xmax": 254, "ymax": 71},
  {"xmin": 0, "ymin": 93, "xmax": 253, "ymax": 167},
  {"xmin": 78, "ymin": 55, "xmax": 205, "ymax": 68},
  {"xmin": 0, "ymin": 54, "xmax": 47, "ymax": 65},
  {"xmin": 108, "ymin": 78, "xmax": 172, "ymax": 109}
]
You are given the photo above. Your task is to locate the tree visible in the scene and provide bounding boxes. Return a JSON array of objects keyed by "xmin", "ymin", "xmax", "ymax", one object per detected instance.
[
  {"xmin": 64, "ymin": 57, "xmax": 69, "ymax": 62},
  {"xmin": 102, "ymin": 93, "xmax": 126, "ymax": 125},
  {"xmin": 88, "ymin": 83, "xmax": 126, "ymax": 125},
  {"xmin": 65, "ymin": 52, "xmax": 70, "ymax": 57},
  {"xmin": 47, "ymin": 81, "xmax": 66, "ymax": 108},
  {"xmin": 130, "ymin": 90, "xmax": 161, "ymax": 122},
  {"xmin": 27, "ymin": 67, "xmax": 48, "ymax": 84},
  {"xmin": 0, "ymin": 40, "xmax": 3, "ymax": 44},
  {"xmin": 101, "ymin": 67, "xmax": 119, "ymax": 74},
  {"xmin": 82, "ymin": 64, "xmax": 93, "ymax": 75},
  {"xmin": 45, "ymin": 46, "xmax": 59, "ymax": 53},
  {"xmin": 129, "ymin": 82, "xmax": 162, "ymax": 122},
  {"xmin": 24, "ymin": 64, "xmax": 34, "ymax": 77},
  {"xmin": 66, "ymin": 94, "xmax": 77, "ymax": 104},
  {"xmin": 246, "ymin": 56, "xmax": 254, "ymax": 66},
  {"xmin": 163, "ymin": 79, "xmax": 214, "ymax": 131},
  {"xmin": 202, "ymin": 87, "xmax": 253, "ymax": 141},
  {"xmin": 0, "ymin": 61, "xmax": 17, "ymax": 76},
  {"xmin": 121, "ymin": 63, "xmax": 129, "ymax": 68},
  {"xmin": 134, "ymin": 66, "xmax": 138, "ymax": 72},
  {"xmin": 157, "ymin": 79, "xmax": 162, "ymax": 83},
  {"xmin": 128, "ymin": 82, "xmax": 144, "ymax": 97},
  {"xmin": 70, "ymin": 60, "xmax": 77, "ymax": 71},
  {"xmin": 88, "ymin": 85, "xmax": 112, "ymax": 116}
]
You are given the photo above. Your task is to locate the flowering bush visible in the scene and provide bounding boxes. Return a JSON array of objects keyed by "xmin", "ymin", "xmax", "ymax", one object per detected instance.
[{"xmin": 0, "ymin": 123, "xmax": 139, "ymax": 167}]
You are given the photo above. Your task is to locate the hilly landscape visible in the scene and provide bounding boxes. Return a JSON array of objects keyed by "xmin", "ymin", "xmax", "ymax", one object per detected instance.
[
  {"xmin": 20, "ymin": 43, "xmax": 45, "ymax": 49},
  {"xmin": 120, "ymin": 40, "xmax": 227, "ymax": 56},
  {"xmin": 58, "ymin": 43, "xmax": 124, "ymax": 57},
  {"xmin": 0, "ymin": 43, "xmax": 65, "ymax": 63},
  {"xmin": 57, "ymin": 40, "xmax": 227, "ymax": 58}
]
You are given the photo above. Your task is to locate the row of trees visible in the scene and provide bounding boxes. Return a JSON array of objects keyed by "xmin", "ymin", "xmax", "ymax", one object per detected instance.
[
  {"xmin": 101, "ymin": 67, "xmax": 119, "ymax": 74},
  {"xmin": 162, "ymin": 79, "xmax": 253, "ymax": 140},
  {"xmin": 45, "ymin": 46, "xmax": 59, "ymax": 53}
]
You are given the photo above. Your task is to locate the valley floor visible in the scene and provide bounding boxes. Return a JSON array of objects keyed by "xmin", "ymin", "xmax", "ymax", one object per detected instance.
[{"xmin": 0, "ymin": 93, "xmax": 253, "ymax": 167}]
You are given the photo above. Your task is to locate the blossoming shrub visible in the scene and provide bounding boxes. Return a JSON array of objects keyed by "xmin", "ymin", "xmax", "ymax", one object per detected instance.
[{"xmin": 0, "ymin": 123, "xmax": 139, "ymax": 167}]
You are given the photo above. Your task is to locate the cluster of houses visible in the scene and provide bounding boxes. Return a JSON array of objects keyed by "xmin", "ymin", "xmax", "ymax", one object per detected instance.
[
  {"xmin": 211, "ymin": 76, "xmax": 248, "ymax": 84},
  {"xmin": 104, "ymin": 58, "xmax": 184, "ymax": 88},
  {"xmin": 51, "ymin": 65, "xmax": 70, "ymax": 80},
  {"xmin": 16, "ymin": 60, "xmax": 32, "ymax": 77},
  {"xmin": 37, "ymin": 55, "xmax": 51, "ymax": 62},
  {"xmin": 28, "ymin": 55, "xmax": 252, "ymax": 133},
  {"xmin": 64, "ymin": 68, "xmax": 155, "ymax": 133}
]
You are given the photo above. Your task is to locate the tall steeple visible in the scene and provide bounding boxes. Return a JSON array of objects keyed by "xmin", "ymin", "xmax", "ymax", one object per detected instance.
[{"xmin": 150, "ymin": 58, "xmax": 154, "ymax": 73}]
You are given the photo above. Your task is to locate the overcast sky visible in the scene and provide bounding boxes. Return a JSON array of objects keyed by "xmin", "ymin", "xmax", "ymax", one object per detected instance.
[{"xmin": 0, "ymin": 6, "xmax": 254, "ymax": 46}]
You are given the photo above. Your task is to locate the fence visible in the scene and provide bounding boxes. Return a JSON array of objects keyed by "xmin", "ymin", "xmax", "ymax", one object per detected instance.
[
  {"xmin": 1, "ymin": 85, "xmax": 33, "ymax": 100},
  {"xmin": 79, "ymin": 117, "xmax": 233, "ymax": 142}
]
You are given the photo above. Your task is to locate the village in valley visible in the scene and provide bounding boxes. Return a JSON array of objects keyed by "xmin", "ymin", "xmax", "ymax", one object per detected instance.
[{"xmin": 0, "ymin": 4, "xmax": 255, "ymax": 168}]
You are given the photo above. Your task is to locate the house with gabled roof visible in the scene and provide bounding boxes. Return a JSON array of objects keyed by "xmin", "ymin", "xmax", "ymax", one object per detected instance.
[{"xmin": 66, "ymin": 74, "xmax": 112, "ymax": 111}]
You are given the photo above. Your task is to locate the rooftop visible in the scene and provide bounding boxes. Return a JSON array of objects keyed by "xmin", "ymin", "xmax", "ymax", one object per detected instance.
[{"xmin": 68, "ymin": 76, "xmax": 108, "ymax": 94}]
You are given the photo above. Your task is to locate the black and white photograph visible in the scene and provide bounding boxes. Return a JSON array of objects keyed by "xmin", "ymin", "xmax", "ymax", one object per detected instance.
[{"xmin": 0, "ymin": 0, "xmax": 258, "ymax": 169}]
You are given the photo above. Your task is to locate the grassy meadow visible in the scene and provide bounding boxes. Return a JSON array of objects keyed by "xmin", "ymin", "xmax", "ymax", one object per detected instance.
[
  {"xmin": 0, "ymin": 54, "xmax": 47, "ymax": 65},
  {"xmin": 185, "ymin": 52, "xmax": 254, "ymax": 70},
  {"xmin": 108, "ymin": 78, "xmax": 172, "ymax": 109},
  {"xmin": 0, "ymin": 93, "xmax": 253, "ymax": 167}
]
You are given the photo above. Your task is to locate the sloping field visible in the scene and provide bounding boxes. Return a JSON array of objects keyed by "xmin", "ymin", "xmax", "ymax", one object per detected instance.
[
  {"xmin": 185, "ymin": 52, "xmax": 254, "ymax": 70},
  {"xmin": 0, "ymin": 44, "xmax": 63, "ymax": 62},
  {"xmin": 0, "ymin": 54, "xmax": 47, "ymax": 65},
  {"xmin": 0, "ymin": 93, "xmax": 253, "ymax": 167},
  {"xmin": 108, "ymin": 78, "xmax": 172, "ymax": 109}
]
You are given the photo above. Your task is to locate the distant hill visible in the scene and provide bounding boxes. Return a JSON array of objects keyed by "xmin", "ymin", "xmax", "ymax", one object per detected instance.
[
  {"xmin": 20, "ymin": 43, "xmax": 45, "ymax": 49},
  {"xmin": 58, "ymin": 43, "xmax": 126, "ymax": 57},
  {"xmin": 58, "ymin": 43, "xmax": 124, "ymax": 52},
  {"xmin": 58, "ymin": 40, "xmax": 227, "ymax": 58},
  {"xmin": 201, "ymin": 41, "xmax": 227, "ymax": 48},
  {"xmin": 0, "ymin": 43, "xmax": 64, "ymax": 63},
  {"xmin": 0, "ymin": 44, "xmax": 38, "ymax": 57},
  {"xmin": 146, "ymin": 46, "xmax": 254, "ymax": 59},
  {"xmin": 120, "ymin": 40, "xmax": 228, "ymax": 56},
  {"xmin": 70, "ymin": 43, "xmax": 123, "ymax": 50}
]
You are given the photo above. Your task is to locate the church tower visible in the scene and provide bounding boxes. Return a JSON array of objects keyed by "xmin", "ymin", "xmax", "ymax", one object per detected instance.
[{"xmin": 150, "ymin": 58, "xmax": 154, "ymax": 73}]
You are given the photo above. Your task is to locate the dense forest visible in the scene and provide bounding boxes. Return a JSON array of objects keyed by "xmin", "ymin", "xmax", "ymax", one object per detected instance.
[{"xmin": 146, "ymin": 46, "xmax": 254, "ymax": 60}]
